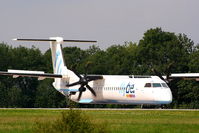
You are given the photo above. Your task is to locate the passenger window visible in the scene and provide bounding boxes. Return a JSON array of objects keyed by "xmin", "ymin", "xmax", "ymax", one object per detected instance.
[
  {"xmin": 144, "ymin": 83, "xmax": 151, "ymax": 87},
  {"xmin": 153, "ymin": 83, "xmax": 161, "ymax": 87}
]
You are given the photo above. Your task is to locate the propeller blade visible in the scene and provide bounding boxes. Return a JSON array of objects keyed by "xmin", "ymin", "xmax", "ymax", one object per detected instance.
[
  {"xmin": 66, "ymin": 81, "xmax": 81, "ymax": 87},
  {"xmin": 72, "ymin": 70, "xmax": 82, "ymax": 79},
  {"xmin": 152, "ymin": 68, "xmax": 165, "ymax": 81},
  {"xmin": 77, "ymin": 91, "xmax": 83, "ymax": 101},
  {"xmin": 76, "ymin": 73, "xmax": 82, "ymax": 79},
  {"xmin": 87, "ymin": 75, "xmax": 103, "ymax": 82},
  {"xmin": 165, "ymin": 63, "xmax": 173, "ymax": 81},
  {"xmin": 86, "ymin": 84, "xmax": 96, "ymax": 97},
  {"xmin": 70, "ymin": 65, "xmax": 82, "ymax": 79}
]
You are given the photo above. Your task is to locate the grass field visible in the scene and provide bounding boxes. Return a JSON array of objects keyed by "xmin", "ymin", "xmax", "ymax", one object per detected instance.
[{"xmin": 0, "ymin": 109, "xmax": 198, "ymax": 133}]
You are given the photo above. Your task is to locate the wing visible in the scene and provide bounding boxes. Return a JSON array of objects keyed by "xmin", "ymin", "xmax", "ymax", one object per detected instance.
[
  {"xmin": 0, "ymin": 70, "xmax": 103, "ymax": 81},
  {"xmin": 0, "ymin": 69, "xmax": 62, "ymax": 80},
  {"xmin": 169, "ymin": 73, "xmax": 199, "ymax": 81}
]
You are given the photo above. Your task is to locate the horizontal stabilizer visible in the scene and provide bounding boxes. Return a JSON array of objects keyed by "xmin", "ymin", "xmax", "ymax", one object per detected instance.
[{"xmin": 12, "ymin": 38, "xmax": 97, "ymax": 43}]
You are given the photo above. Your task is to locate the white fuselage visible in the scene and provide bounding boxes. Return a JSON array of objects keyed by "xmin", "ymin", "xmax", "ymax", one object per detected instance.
[{"xmin": 59, "ymin": 75, "xmax": 172, "ymax": 105}]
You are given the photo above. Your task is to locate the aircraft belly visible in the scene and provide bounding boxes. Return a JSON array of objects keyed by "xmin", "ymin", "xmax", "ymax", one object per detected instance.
[{"xmin": 103, "ymin": 91, "xmax": 126, "ymax": 101}]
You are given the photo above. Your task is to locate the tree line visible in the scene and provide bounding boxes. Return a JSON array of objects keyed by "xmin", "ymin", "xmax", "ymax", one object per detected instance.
[{"xmin": 0, "ymin": 27, "xmax": 199, "ymax": 108}]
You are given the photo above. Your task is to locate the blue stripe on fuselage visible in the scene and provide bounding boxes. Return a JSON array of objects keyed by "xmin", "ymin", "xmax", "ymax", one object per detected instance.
[
  {"xmin": 79, "ymin": 99, "xmax": 93, "ymax": 103},
  {"xmin": 60, "ymin": 89, "xmax": 79, "ymax": 92}
]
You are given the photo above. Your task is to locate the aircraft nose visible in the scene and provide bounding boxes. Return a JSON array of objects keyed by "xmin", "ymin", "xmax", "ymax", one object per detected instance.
[
  {"xmin": 163, "ymin": 91, "xmax": 172, "ymax": 104},
  {"xmin": 155, "ymin": 89, "xmax": 172, "ymax": 104}
]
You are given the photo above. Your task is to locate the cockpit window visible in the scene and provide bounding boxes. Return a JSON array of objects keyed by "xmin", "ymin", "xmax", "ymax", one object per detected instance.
[
  {"xmin": 152, "ymin": 83, "xmax": 161, "ymax": 87},
  {"xmin": 145, "ymin": 83, "xmax": 168, "ymax": 88},
  {"xmin": 161, "ymin": 83, "xmax": 169, "ymax": 88},
  {"xmin": 144, "ymin": 83, "xmax": 151, "ymax": 87}
]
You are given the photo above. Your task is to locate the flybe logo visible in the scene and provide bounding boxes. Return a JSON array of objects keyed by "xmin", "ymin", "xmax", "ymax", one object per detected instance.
[
  {"xmin": 120, "ymin": 82, "xmax": 135, "ymax": 98},
  {"xmin": 126, "ymin": 94, "xmax": 135, "ymax": 98}
]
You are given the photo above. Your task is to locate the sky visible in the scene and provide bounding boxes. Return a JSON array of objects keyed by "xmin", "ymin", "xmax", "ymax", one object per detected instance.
[{"xmin": 0, "ymin": 0, "xmax": 199, "ymax": 52}]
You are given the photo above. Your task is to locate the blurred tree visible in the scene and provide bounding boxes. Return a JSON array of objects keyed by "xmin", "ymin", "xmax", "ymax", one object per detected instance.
[
  {"xmin": 0, "ymin": 43, "xmax": 12, "ymax": 71},
  {"xmin": 62, "ymin": 47, "xmax": 88, "ymax": 74},
  {"xmin": 188, "ymin": 45, "xmax": 199, "ymax": 72},
  {"xmin": 34, "ymin": 79, "xmax": 66, "ymax": 108},
  {"xmin": 176, "ymin": 80, "xmax": 199, "ymax": 108},
  {"xmin": 137, "ymin": 27, "xmax": 194, "ymax": 75}
]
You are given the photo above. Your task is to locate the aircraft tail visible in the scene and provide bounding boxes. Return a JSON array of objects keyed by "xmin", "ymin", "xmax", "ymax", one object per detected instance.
[
  {"xmin": 50, "ymin": 37, "xmax": 67, "ymax": 75},
  {"xmin": 48, "ymin": 37, "xmax": 97, "ymax": 92},
  {"xmin": 13, "ymin": 37, "xmax": 96, "ymax": 76},
  {"xmin": 12, "ymin": 37, "xmax": 97, "ymax": 91}
]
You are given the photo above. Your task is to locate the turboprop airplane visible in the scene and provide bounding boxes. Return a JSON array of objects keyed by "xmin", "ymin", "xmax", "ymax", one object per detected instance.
[{"xmin": 0, "ymin": 37, "xmax": 199, "ymax": 105}]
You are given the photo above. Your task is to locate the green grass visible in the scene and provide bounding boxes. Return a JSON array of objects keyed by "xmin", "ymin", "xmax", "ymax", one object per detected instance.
[{"xmin": 0, "ymin": 109, "xmax": 198, "ymax": 133}]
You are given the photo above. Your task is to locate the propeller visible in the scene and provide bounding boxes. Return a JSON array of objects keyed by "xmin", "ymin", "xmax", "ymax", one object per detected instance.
[
  {"xmin": 66, "ymin": 64, "xmax": 102, "ymax": 101},
  {"xmin": 152, "ymin": 63, "xmax": 173, "ymax": 83},
  {"xmin": 152, "ymin": 68, "xmax": 165, "ymax": 81}
]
